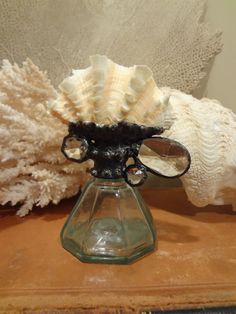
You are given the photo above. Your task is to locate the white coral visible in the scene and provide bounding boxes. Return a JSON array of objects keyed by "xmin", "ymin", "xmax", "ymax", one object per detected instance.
[{"xmin": 0, "ymin": 59, "xmax": 88, "ymax": 216}]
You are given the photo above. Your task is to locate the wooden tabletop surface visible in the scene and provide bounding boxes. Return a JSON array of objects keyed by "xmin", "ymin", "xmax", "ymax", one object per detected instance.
[{"xmin": 0, "ymin": 188, "xmax": 236, "ymax": 313}]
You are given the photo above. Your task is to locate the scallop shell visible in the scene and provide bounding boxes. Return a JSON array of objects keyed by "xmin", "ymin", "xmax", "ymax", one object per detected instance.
[
  {"xmin": 50, "ymin": 55, "xmax": 170, "ymax": 127},
  {"xmin": 161, "ymin": 87, "xmax": 236, "ymax": 210}
]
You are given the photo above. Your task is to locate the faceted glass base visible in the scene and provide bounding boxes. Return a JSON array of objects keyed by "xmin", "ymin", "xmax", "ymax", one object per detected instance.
[{"xmin": 61, "ymin": 178, "xmax": 156, "ymax": 264}]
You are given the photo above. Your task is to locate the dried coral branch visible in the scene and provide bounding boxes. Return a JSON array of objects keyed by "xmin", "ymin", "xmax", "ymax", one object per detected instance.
[{"xmin": 0, "ymin": 59, "xmax": 88, "ymax": 216}]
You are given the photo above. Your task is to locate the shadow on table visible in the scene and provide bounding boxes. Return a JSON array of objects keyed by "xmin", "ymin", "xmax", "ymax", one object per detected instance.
[
  {"xmin": 154, "ymin": 218, "xmax": 199, "ymax": 243},
  {"xmin": 142, "ymin": 188, "xmax": 236, "ymax": 224},
  {"xmin": 0, "ymin": 193, "xmax": 80, "ymax": 233}
]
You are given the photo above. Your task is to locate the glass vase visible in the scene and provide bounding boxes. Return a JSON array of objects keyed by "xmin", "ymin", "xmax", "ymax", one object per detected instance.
[{"xmin": 61, "ymin": 178, "xmax": 156, "ymax": 264}]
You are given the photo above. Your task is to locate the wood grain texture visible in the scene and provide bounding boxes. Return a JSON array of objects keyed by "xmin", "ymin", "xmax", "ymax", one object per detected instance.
[{"xmin": 0, "ymin": 188, "xmax": 235, "ymax": 312}]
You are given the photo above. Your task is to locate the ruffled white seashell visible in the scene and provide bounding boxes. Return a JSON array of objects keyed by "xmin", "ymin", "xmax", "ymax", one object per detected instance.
[
  {"xmin": 50, "ymin": 55, "xmax": 169, "ymax": 127},
  {"xmin": 161, "ymin": 87, "xmax": 236, "ymax": 210}
]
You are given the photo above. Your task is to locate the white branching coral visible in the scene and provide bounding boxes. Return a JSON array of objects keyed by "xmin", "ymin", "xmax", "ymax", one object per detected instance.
[{"xmin": 0, "ymin": 59, "xmax": 88, "ymax": 216}]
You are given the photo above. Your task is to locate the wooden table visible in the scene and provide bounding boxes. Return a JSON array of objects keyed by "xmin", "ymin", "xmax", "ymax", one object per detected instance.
[{"xmin": 0, "ymin": 188, "xmax": 236, "ymax": 313}]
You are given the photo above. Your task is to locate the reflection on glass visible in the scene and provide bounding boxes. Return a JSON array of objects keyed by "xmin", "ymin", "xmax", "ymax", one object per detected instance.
[
  {"xmin": 138, "ymin": 137, "xmax": 190, "ymax": 177},
  {"xmin": 125, "ymin": 165, "xmax": 147, "ymax": 186},
  {"xmin": 62, "ymin": 136, "xmax": 88, "ymax": 161}
]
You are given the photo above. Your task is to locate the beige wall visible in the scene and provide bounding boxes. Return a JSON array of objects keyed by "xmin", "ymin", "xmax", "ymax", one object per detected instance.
[{"xmin": 204, "ymin": 0, "xmax": 236, "ymax": 113}]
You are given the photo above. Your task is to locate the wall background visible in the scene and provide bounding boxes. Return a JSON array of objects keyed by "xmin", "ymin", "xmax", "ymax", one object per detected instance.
[{"xmin": 204, "ymin": 0, "xmax": 236, "ymax": 113}]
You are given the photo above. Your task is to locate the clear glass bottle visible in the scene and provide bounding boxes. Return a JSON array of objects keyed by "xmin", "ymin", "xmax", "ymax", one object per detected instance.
[
  {"xmin": 61, "ymin": 178, "xmax": 156, "ymax": 264},
  {"xmin": 60, "ymin": 121, "xmax": 191, "ymax": 264}
]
